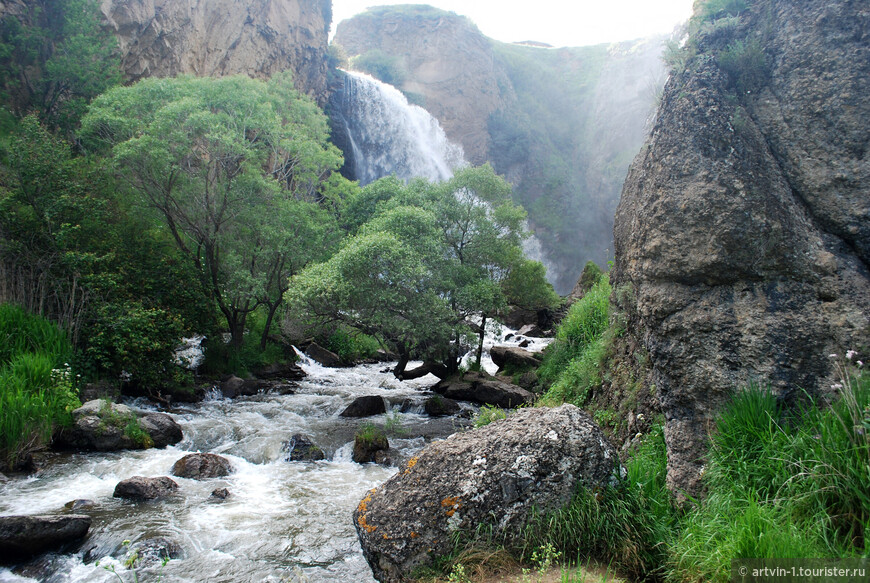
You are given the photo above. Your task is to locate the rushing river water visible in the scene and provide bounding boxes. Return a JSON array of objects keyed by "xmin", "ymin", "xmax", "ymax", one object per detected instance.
[{"xmin": 0, "ymin": 329, "xmax": 550, "ymax": 583}]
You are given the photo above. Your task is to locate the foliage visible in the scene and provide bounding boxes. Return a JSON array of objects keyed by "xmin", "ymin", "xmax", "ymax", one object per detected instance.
[
  {"xmin": 696, "ymin": 0, "xmax": 749, "ymax": 23},
  {"xmin": 353, "ymin": 49, "xmax": 408, "ymax": 87},
  {"xmin": 83, "ymin": 301, "xmax": 184, "ymax": 390},
  {"xmin": 717, "ymin": 37, "xmax": 767, "ymax": 95},
  {"xmin": 81, "ymin": 74, "xmax": 345, "ymax": 347},
  {"xmin": 289, "ymin": 165, "xmax": 548, "ymax": 377},
  {"xmin": 521, "ymin": 425, "xmax": 675, "ymax": 582},
  {"xmin": 538, "ymin": 274, "xmax": 611, "ymax": 389},
  {"xmin": 324, "ymin": 326, "xmax": 382, "ymax": 363},
  {"xmin": 355, "ymin": 421, "xmax": 387, "ymax": 446},
  {"xmin": 0, "ymin": 0, "xmax": 122, "ymax": 134},
  {"xmin": 0, "ymin": 304, "xmax": 79, "ymax": 470},
  {"xmin": 473, "ymin": 404, "xmax": 508, "ymax": 428}
]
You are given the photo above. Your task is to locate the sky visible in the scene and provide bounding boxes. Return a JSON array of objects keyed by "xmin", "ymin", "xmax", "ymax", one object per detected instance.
[{"xmin": 331, "ymin": 0, "xmax": 696, "ymax": 47}]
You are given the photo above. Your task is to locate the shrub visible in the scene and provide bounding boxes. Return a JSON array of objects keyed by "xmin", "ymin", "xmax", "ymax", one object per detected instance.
[
  {"xmin": 353, "ymin": 49, "xmax": 408, "ymax": 86},
  {"xmin": 473, "ymin": 404, "xmax": 508, "ymax": 428},
  {"xmin": 717, "ymin": 37, "xmax": 768, "ymax": 95}
]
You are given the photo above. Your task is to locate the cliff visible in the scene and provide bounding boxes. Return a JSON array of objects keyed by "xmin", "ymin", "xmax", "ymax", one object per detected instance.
[
  {"xmin": 0, "ymin": 0, "xmax": 331, "ymax": 101},
  {"xmin": 612, "ymin": 0, "xmax": 870, "ymax": 496},
  {"xmin": 334, "ymin": 6, "xmax": 667, "ymax": 293}
]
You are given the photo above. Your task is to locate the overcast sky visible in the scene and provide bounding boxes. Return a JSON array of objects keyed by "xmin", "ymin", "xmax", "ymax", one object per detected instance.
[{"xmin": 331, "ymin": 0, "xmax": 696, "ymax": 47}]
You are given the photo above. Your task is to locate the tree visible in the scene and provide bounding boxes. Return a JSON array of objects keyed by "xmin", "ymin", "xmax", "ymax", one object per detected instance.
[
  {"xmin": 289, "ymin": 165, "xmax": 557, "ymax": 377},
  {"xmin": 80, "ymin": 74, "xmax": 345, "ymax": 347},
  {"xmin": 0, "ymin": 0, "xmax": 122, "ymax": 134}
]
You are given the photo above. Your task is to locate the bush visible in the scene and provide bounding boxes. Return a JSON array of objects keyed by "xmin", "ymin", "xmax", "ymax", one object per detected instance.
[
  {"xmin": 353, "ymin": 49, "xmax": 408, "ymax": 87},
  {"xmin": 473, "ymin": 404, "xmax": 508, "ymax": 428},
  {"xmin": 324, "ymin": 326, "xmax": 381, "ymax": 363}
]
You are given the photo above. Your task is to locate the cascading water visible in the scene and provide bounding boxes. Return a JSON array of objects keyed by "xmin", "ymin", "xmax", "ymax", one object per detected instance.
[
  {"xmin": 0, "ymin": 361, "xmax": 469, "ymax": 583},
  {"xmin": 331, "ymin": 71, "xmax": 466, "ymax": 185}
]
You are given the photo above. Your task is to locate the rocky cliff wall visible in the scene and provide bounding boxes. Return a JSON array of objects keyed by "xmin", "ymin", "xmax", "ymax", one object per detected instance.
[
  {"xmin": 612, "ymin": 0, "xmax": 869, "ymax": 497},
  {"xmin": 101, "ymin": 0, "xmax": 331, "ymax": 101},
  {"xmin": 334, "ymin": 7, "xmax": 666, "ymax": 293},
  {"xmin": 0, "ymin": 0, "xmax": 331, "ymax": 102}
]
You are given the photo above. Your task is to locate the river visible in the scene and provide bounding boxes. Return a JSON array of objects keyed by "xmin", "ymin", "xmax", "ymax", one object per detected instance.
[{"xmin": 0, "ymin": 329, "xmax": 549, "ymax": 582}]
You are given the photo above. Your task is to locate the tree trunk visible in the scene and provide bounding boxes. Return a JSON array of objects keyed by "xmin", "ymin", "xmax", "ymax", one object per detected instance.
[
  {"xmin": 260, "ymin": 300, "xmax": 281, "ymax": 351},
  {"xmin": 475, "ymin": 315, "xmax": 487, "ymax": 369}
]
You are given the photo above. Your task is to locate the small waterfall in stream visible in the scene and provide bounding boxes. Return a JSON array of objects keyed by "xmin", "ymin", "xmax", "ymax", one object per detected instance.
[{"xmin": 330, "ymin": 71, "xmax": 466, "ymax": 185}]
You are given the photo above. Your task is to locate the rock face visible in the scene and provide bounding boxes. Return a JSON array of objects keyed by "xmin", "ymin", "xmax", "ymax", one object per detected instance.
[
  {"xmin": 54, "ymin": 400, "xmax": 183, "ymax": 451},
  {"xmin": 0, "ymin": 515, "xmax": 91, "ymax": 563},
  {"xmin": 171, "ymin": 453, "xmax": 233, "ymax": 480},
  {"xmin": 113, "ymin": 476, "xmax": 178, "ymax": 500},
  {"xmin": 432, "ymin": 372, "xmax": 534, "ymax": 408},
  {"xmin": 612, "ymin": 0, "xmax": 870, "ymax": 497},
  {"xmin": 100, "ymin": 0, "xmax": 331, "ymax": 101},
  {"xmin": 334, "ymin": 6, "xmax": 666, "ymax": 292},
  {"xmin": 354, "ymin": 405, "xmax": 621, "ymax": 581}
]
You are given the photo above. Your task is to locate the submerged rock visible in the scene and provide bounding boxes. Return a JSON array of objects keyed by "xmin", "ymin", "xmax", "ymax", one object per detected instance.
[
  {"xmin": 0, "ymin": 515, "xmax": 91, "ymax": 563},
  {"xmin": 340, "ymin": 396, "xmax": 387, "ymax": 418},
  {"xmin": 129, "ymin": 536, "xmax": 183, "ymax": 567},
  {"xmin": 283, "ymin": 434, "xmax": 326, "ymax": 462},
  {"xmin": 354, "ymin": 405, "xmax": 621, "ymax": 582},
  {"xmin": 432, "ymin": 371, "xmax": 534, "ymax": 408},
  {"xmin": 210, "ymin": 488, "xmax": 231, "ymax": 500},
  {"xmin": 113, "ymin": 476, "xmax": 178, "ymax": 500},
  {"xmin": 171, "ymin": 453, "xmax": 233, "ymax": 480}
]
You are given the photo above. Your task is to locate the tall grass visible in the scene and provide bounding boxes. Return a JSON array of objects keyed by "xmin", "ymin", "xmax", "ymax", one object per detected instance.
[
  {"xmin": 521, "ymin": 426, "xmax": 676, "ymax": 582},
  {"xmin": 0, "ymin": 304, "xmax": 79, "ymax": 470},
  {"xmin": 537, "ymin": 275, "xmax": 611, "ymax": 390}
]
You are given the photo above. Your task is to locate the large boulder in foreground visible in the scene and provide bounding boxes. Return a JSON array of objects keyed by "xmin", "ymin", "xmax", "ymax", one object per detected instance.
[
  {"xmin": 354, "ymin": 404, "xmax": 621, "ymax": 582},
  {"xmin": 0, "ymin": 515, "xmax": 91, "ymax": 563},
  {"xmin": 54, "ymin": 400, "xmax": 183, "ymax": 451},
  {"xmin": 432, "ymin": 371, "xmax": 534, "ymax": 408}
]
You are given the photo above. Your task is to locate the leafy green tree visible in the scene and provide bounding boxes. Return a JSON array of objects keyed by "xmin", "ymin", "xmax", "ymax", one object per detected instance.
[
  {"xmin": 0, "ymin": 0, "xmax": 121, "ymax": 134},
  {"xmin": 80, "ymin": 74, "xmax": 345, "ymax": 347},
  {"xmin": 289, "ymin": 165, "xmax": 556, "ymax": 376}
]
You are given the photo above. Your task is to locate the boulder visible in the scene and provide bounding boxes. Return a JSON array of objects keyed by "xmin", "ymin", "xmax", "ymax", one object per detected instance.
[
  {"xmin": 0, "ymin": 515, "xmax": 91, "ymax": 563},
  {"xmin": 432, "ymin": 372, "xmax": 534, "ymax": 409},
  {"xmin": 220, "ymin": 376, "xmax": 246, "ymax": 399},
  {"xmin": 611, "ymin": 0, "xmax": 870, "ymax": 496},
  {"xmin": 253, "ymin": 361, "xmax": 305, "ymax": 381},
  {"xmin": 490, "ymin": 346, "xmax": 542, "ymax": 371},
  {"xmin": 138, "ymin": 413, "xmax": 183, "ymax": 448},
  {"xmin": 171, "ymin": 453, "xmax": 233, "ymax": 480},
  {"xmin": 210, "ymin": 488, "xmax": 231, "ymax": 500},
  {"xmin": 353, "ymin": 431, "xmax": 389, "ymax": 464},
  {"xmin": 53, "ymin": 400, "xmax": 156, "ymax": 451},
  {"xmin": 340, "ymin": 396, "xmax": 387, "ymax": 418},
  {"xmin": 517, "ymin": 324, "xmax": 546, "ymax": 338},
  {"xmin": 305, "ymin": 342, "xmax": 344, "ymax": 367},
  {"xmin": 113, "ymin": 476, "xmax": 178, "ymax": 500},
  {"xmin": 283, "ymin": 434, "xmax": 326, "ymax": 462},
  {"xmin": 423, "ymin": 396, "xmax": 461, "ymax": 417},
  {"xmin": 354, "ymin": 405, "xmax": 621, "ymax": 581}
]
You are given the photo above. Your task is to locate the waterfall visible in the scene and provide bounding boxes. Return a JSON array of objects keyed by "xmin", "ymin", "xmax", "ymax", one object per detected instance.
[{"xmin": 332, "ymin": 71, "xmax": 466, "ymax": 185}]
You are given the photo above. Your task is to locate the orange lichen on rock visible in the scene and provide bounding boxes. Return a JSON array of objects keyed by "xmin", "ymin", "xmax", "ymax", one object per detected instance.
[
  {"xmin": 410, "ymin": 531, "xmax": 419, "ymax": 538},
  {"xmin": 440, "ymin": 496, "xmax": 462, "ymax": 517},
  {"xmin": 404, "ymin": 455, "xmax": 420, "ymax": 474},
  {"xmin": 358, "ymin": 489, "xmax": 375, "ymax": 514},
  {"xmin": 357, "ymin": 513, "xmax": 377, "ymax": 533}
]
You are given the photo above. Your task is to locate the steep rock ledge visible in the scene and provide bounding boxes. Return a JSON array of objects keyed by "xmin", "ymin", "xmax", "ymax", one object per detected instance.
[
  {"xmin": 612, "ymin": 0, "xmax": 869, "ymax": 497},
  {"xmin": 100, "ymin": 0, "xmax": 331, "ymax": 101}
]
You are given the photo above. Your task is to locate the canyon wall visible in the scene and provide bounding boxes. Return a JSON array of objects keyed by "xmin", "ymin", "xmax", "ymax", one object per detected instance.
[{"xmin": 612, "ymin": 0, "xmax": 869, "ymax": 496}]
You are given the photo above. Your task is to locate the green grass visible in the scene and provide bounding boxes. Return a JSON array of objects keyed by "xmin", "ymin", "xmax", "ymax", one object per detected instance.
[{"xmin": 0, "ymin": 304, "xmax": 80, "ymax": 470}]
